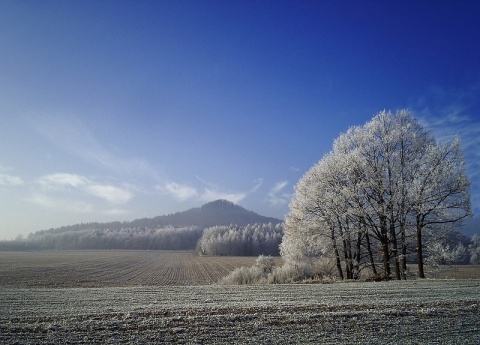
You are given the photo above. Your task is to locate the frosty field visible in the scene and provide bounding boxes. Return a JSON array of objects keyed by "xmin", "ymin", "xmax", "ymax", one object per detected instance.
[
  {"xmin": 0, "ymin": 251, "xmax": 479, "ymax": 344},
  {"xmin": 0, "ymin": 250, "xmax": 266, "ymax": 287}
]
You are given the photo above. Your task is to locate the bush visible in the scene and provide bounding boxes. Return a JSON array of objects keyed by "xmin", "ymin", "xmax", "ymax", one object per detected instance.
[
  {"xmin": 219, "ymin": 266, "xmax": 263, "ymax": 285},
  {"xmin": 219, "ymin": 255, "xmax": 276, "ymax": 285},
  {"xmin": 219, "ymin": 255, "xmax": 338, "ymax": 285}
]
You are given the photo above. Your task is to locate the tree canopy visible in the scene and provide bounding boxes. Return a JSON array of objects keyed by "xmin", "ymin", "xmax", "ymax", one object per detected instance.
[{"xmin": 281, "ymin": 110, "xmax": 471, "ymax": 280}]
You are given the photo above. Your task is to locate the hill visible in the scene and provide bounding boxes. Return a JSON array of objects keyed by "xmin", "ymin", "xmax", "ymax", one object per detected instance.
[
  {"xmin": 0, "ymin": 200, "xmax": 283, "ymax": 252},
  {"xmin": 37, "ymin": 200, "xmax": 282, "ymax": 234},
  {"xmin": 129, "ymin": 199, "xmax": 282, "ymax": 229}
]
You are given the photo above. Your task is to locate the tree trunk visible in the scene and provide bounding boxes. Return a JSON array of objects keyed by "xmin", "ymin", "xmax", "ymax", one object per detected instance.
[
  {"xmin": 362, "ymin": 218, "xmax": 378, "ymax": 276},
  {"xmin": 354, "ymin": 230, "xmax": 362, "ymax": 280},
  {"xmin": 380, "ymin": 215, "xmax": 390, "ymax": 280},
  {"xmin": 342, "ymin": 236, "xmax": 353, "ymax": 280},
  {"xmin": 400, "ymin": 219, "xmax": 407, "ymax": 280},
  {"xmin": 416, "ymin": 221, "xmax": 425, "ymax": 278},
  {"xmin": 331, "ymin": 228, "xmax": 344, "ymax": 280},
  {"xmin": 389, "ymin": 217, "xmax": 401, "ymax": 280},
  {"xmin": 365, "ymin": 231, "xmax": 378, "ymax": 276},
  {"xmin": 337, "ymin": 218, "xmax": 353, "ymax": 280}
]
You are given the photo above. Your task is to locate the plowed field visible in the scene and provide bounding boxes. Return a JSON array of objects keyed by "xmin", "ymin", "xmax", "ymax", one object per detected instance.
[
  {"xmin": 0, "ymin": 250, "xmax": 274, "ymax": 287},
  {"xmin": 1, "ymin": 280, "xmax": 479, "ymax": 344},
  {"xmin": 0, "ymin": 251, "xmax": 479, "ymax": 344}
]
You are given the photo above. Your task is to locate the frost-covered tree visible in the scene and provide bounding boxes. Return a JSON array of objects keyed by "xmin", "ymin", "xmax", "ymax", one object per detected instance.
[
  {"xmin": 282, "ymin": 110, "xmax": 471, "ymax": 280},
  {"xmin": 409, "ymin": 137, "xmax": 471, "ymax": 277},
  {"xmin": 469, "ymin": 234, "xmax": 480, "ymax": 264},
  {"xmin": 5, "ymin": 225, "xmax": 204, "ymax": 250},
  {"xmin": 198, "ymin": 223, "xmax": 283, "ymax": 256}
]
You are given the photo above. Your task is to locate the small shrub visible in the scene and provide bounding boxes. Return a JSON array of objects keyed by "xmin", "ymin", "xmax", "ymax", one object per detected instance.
[
  {"xmin": 219, "ymin": 255, "xmax": 277, "ymax": 285},
  {"xmin": 219, "ymin": 266, "xmax": 262, "ymax": 285}
]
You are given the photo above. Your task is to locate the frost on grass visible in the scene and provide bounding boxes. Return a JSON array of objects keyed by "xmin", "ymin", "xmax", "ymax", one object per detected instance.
[{"xmin": 1, "ymin": 280, "xmax": 479, "ymax": 344}]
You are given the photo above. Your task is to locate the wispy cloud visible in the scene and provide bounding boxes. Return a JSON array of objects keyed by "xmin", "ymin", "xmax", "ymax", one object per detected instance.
[
  {"xmin": 85, "ymin": 184, "xmax": 132, "ymax": 204},
  {"xmin": 197, "ymin": 178, "xmax": 264, "ymax": 204},
  {"xmin": 290, "ymin": 166, "xmax": 302, "ymax": 172},
  {"xmin": 103, "ymin": 208, "xmax": 128, "ymax": 216},
  {"xmin": 164, "ymin": 182, "xmax": 198, "ymax": 201},
  {"xmin": 29, "ymin": 193, "xmax": 94, "ymax": 214},
  {"xmin": 425, "ymin": 115, "xmax": 480, "ymax": 215},
  {"xmin": 413, "ymin": 82, "xmax": 480, "ymax": 214},
  {"xmin": 200, "ymin": 188, "xmax": 246, "ymax": 204},
  {"xmin": 163, "ymin": 178, "xmax": 263, "ymax": 204},
  {"xmin": 37, "ymin": 173, "xmax": 133, "ymax": 204},
  {"xmin": 38, "ymin": 173, "xmax": 88, "ymax": 189},
  {"xmin": 250, "ymin": 178, "xmax": 264, "ymax": 192},
  {"xmin": 0, "ymin": 173, "xmax": 25, "ymax": 186},
  {"xmin": 266, "ymin": 181, "xmax": 290, "ymax": 206},
  {"xmin": 30, "ymin": 114, "xmax": 158, "ymax": 178}
]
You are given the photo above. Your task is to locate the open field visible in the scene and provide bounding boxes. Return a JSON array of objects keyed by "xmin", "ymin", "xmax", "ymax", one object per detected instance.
[
  {"xmin": 0, "ymin": 251, "xmax": 479, "ymax": 344},
  {"xmin": 1, "ymin": 280, "xmax": 479, "ymax": 344},
  {"xmin": 1, "ymin": 250, "xmax": 479, "ymax": 288},
  {"xmin": 0, "ymin": 250, "xmax": 272, "ymax": 287}
]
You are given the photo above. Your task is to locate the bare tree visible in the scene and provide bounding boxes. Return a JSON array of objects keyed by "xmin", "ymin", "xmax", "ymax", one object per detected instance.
[
  {"xmin": 281, "ymin": 110, "xmax": 471, "ymax": 280},
  {"xmin": 410, "ymin": 138, "xmax": 471, "ymax": 277}
]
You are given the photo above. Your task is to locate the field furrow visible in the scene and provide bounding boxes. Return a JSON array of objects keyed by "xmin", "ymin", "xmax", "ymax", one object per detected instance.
[
  {"xmin": 1, "ymin": 251, "xmax": 479, "ymax": 344},
  {"xmin": 0, "ymin": 280, "xmax": 478, "ymax": 344},
  {"xmin": 0, "ymin": 251, "xmax": 260, "ymax": 287}
]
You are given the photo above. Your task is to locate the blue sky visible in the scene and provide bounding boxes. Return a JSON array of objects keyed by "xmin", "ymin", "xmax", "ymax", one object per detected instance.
[{"xmin": 1, "ymin": 1, "xmax": 480, "ymax": 239}]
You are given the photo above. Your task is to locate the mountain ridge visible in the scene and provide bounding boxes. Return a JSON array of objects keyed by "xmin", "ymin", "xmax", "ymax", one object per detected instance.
[{"xmin": 36, "ymin": 199, "xmax": 282, "ymax": 235}]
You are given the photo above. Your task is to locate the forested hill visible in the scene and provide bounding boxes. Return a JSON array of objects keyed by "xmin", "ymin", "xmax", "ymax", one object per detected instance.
[
  {"xmin": 130, "ymin": 199, "xmax": 282, "ymax": 229},
  {"xmin": 0, "ymin": 200, "xmax": 284, "ymax": 253},
  {"xmin": 40, "ymin": 199, "xmax": 281, "ymax": 234}
]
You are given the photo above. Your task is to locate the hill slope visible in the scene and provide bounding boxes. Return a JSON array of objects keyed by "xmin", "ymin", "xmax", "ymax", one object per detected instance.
[
  {"xmin": 28, "ymin": 200, "xmax": 281, "ymax": 235},
  {"xmin": 0, "ymin": 200, "xmax": 283, "ymax": 252},
  {"xmin": 130, "ymin": 199, "xmax": 282, "ymax": 229}
]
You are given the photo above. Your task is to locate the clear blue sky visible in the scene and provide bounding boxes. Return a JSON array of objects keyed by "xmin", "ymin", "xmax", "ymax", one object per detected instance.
[{"xmin": 1, "ymin": 1, "xmax": 480, "ymax": 239}]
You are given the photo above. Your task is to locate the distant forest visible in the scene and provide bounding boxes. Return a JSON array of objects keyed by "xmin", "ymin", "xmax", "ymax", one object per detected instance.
[
  {"xmin": 0, "ymin": 200, "xmax": 284, "ymax": 255},
  {"xmin": 0, "ymin": 223, "xmax": 283, "ymax": 255}
]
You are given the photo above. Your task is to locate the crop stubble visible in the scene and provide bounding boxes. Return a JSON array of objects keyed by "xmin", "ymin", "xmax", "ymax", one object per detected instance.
[
  {"xmin": 0, "ymin": 251, "xmax": 479, "ymax": 344},
  {"xmin": 0, "ymin": 250, "xmax": 262, "ymax": 287},
  {"xmin": 1, "ymin": 280, "xmax": 479, "ymax": 344}
]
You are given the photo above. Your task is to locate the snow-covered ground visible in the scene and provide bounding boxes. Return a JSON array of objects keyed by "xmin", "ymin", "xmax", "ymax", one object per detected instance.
[{"xmin": 1, "ymin": 280, "xmax": 478, "ymax": 344}]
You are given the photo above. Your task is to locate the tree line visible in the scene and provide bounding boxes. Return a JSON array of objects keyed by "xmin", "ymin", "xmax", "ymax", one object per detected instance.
[
  {"xmin": 0, "ymin": 223, "xmax": 283, "ymax": 256},
  {"xmin": 198, "ymin": 223, "xmax": 283, "ymax": 256}
]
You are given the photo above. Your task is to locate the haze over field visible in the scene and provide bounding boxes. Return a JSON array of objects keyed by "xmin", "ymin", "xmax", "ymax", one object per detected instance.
[{"xmin": 1, "ymin": 1, "xmax": 480, "ymax": 239}]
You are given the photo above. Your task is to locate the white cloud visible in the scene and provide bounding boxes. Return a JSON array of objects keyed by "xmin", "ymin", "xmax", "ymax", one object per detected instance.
[
  {"xmin": 164, "ymin": 182, "xmax": 198, "ymax": 201},
  {"xmin": 413, "ymin": 82, "xmax": 480, "ymax": 214},
  {"xmin": 168, "ymin": 176, "xmax": 264, "ymax": 204},
  {"xmin": 418, "ymin": 114, "xmax": 480, "ymax": 215},
  {"xmin": 103, "ymin": 208, "xmax": 128, "ymax": 216},
  {"xmin": 86, "ymin": 184, "xmax": 133, "ymax": 204},
  {"xmin": 200, "ymin": 188, "xmax": 246, "ymax": 204},
  {"xmin": 196, "ymin": 177, "xmax": 264, "ymax": 204},
  {"xmin": 37, "ymin": 172, "xmax": 133, "ymax": 205},
  {"xmin": 266, "ymin": 181, "xmax": 290, "ymax": 206},
  {"xmin": 250, "ymin": 178, "xmax": 264, "ymax": 192},
  {"xmin": 30, "ymin": 114, "xmax": 158, "ymax": 178},
  {"xmin": 164, "ymin": 178, "xmax": 262, "ymax": 205},
  {"xmin": 29, "ymin": 194, "xmax": 94, "ymax": 214},
  {"xmin": 0, "ymin": 173, "xmax": 24, "ymax": 186},
  {"xmin": 38, "ymin": 173, "xmax": 88, "ymax": 189},
  {"xmin": 28, "ymin": 194, "xmax": 129, "ymax": 216}
]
